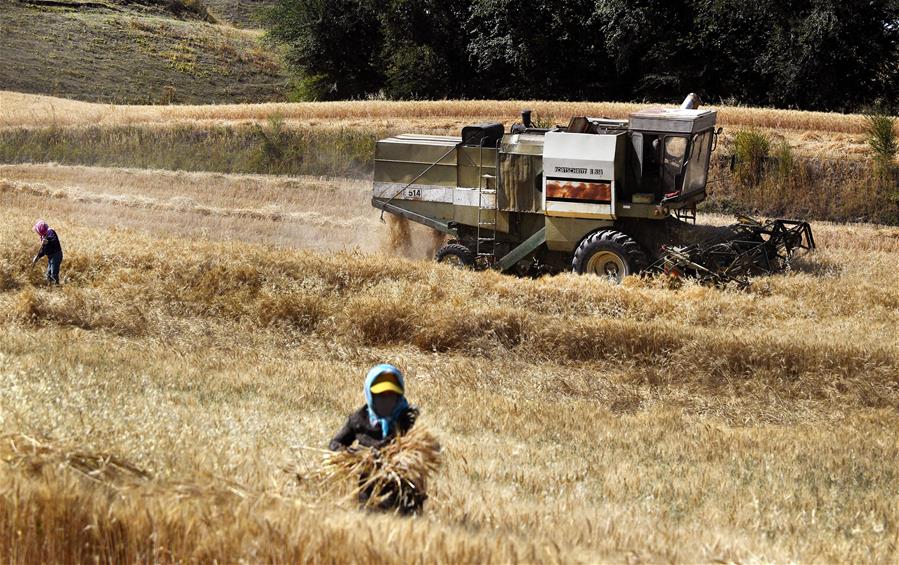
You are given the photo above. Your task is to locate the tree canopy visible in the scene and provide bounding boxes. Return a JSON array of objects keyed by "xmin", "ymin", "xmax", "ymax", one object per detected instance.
[{"xmin": 264, "ymin": 0, "xmax": 899, "ymax": 111}]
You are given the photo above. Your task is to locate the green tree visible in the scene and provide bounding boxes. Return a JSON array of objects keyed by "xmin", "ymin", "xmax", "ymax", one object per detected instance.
[
  {"xmin": 595, "ymin": 0, "xmax": 699, "ymax": 100},
  {"xmin": 261, "ymin": 0, "xmax": 898, "ymax": 109},
  {"xmin": 263, "ymin": 0, "xmax": 384, "ymax": 100},
  {"xmin": 758, "ymin": 0, "xmax": 899, "ymax": 111},
  {"xmin": 595, "ymin": 0, "xmax": 898, "ymax": 110},
  {"xmin": 690, "ymin": 0, "xmax": 780, "ymax": 104},
  {"xmin": 380, "ymin": 0, "xmax": 474, "ymax": 99},
  {"xmin": 467, "ymin": 0, "xmax": 613, "ymax": 99}
]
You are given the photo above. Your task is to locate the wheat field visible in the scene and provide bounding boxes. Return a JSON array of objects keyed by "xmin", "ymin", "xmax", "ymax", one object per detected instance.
[
  {"xmin": 0, "ymin": 91, "xmax": 872, "ymax": 132},
  {"xmin": 1, "ymin": 153, "xmax": 898, "ymax": 563},
  {"xmin": 1, "ymin": 91, "xmax": 881, "ymax": 163}
]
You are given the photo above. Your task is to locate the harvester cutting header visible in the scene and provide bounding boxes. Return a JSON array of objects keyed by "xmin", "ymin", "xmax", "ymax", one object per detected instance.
[{"xmin": 372, "ymin": 94, "xmax": 813, "ymax": 285}]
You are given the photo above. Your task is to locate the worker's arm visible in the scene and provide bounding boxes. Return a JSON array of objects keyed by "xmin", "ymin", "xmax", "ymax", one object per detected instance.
[
  {"xmin": 356, "ymin": 435, "xmax": 389, "ymax": 448},
  {"xmin": 396, "ymin": 406, "xmax": 419, "ymax": 435},
  {"xmin": 329, "ymin": 417, "xmax": 357, "ymax": 451},
  {"xmin": 34, "ymin": 239, "xmax": 48, "ymax": 263}
]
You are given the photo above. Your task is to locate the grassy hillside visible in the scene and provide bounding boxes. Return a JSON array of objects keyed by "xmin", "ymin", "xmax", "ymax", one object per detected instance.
[
  {"xmin": 0, "ymin": 167, "xmax": 897, "ymax": 561},
  {"xmin": 203, "ymin": 0, "xmax": 272, "ymax": 27},
  {"xmin": 0, "ymin": 0, "xmax": 285, "ymax": 103}
]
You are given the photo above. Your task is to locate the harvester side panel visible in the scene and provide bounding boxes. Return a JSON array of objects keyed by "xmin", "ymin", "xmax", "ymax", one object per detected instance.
[
  {"xmin": 457, "ymin": 146, "xmax": 497, "ymax": 188},
  {"xmin": 373, "ymin": 135, "xmax": 508, "ymax": 233},
  {"xmin": 545, "ymin": 216, "xmax": 614, "ymax": 252},
  {"xmin": 374, "ymin": 135, "xmax": 459, "ymax": 188},
  {"xmin": 542, "ymin": 132, "xmax": 624, "ymax": 220}
]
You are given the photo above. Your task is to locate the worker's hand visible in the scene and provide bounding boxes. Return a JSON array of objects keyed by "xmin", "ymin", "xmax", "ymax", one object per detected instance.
[{"xmin": 330, "ymin": 442, "xmax": 354, "ymax": 453}]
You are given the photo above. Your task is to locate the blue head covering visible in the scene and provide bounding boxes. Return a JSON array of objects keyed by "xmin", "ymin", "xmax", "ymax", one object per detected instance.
[{"xmin": 364, "ymin": 364, "xmax": 409, "ymax": 439}]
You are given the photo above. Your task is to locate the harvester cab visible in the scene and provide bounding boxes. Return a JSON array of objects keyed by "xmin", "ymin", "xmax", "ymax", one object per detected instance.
[{"xmin": 372, "ymin": 94, "xmax": 811, "ymax": 285}]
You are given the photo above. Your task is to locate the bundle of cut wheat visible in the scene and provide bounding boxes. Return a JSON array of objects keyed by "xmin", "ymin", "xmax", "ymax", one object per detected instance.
[
  {"xmin": 0, "ymin": 432, "xmax": 151, "ymax": 487},
  {"xmin": 321, "ymin": 427, "xmax": 442, "ymax": 514}
]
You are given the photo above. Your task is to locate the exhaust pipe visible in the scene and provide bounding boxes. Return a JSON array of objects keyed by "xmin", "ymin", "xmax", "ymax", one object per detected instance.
[
  {"xmin": 680, "ymin": 93, "xmax": 700, "ymax": 110},
  {"xmin": 521, "ymin": 109, "xmax": 533, "ymax": 128}
]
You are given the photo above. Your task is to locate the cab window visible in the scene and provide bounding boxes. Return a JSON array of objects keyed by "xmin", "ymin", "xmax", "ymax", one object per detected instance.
[
  {"xmin": 683, "ymin": 131, "xmax": 713, "ymax": 194},
  {"xmin": 662, "ymin": 136, "xmax": 687, "ymax": 193},
  {"xmin": 640, "ymin": 134, "xmax": 662, "ymax": 195}
]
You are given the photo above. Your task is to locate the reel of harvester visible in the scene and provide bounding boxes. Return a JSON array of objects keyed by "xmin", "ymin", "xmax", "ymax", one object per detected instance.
[{"xmin": 651, "ymin": 216, "xmax": 816, "ymax": 288}]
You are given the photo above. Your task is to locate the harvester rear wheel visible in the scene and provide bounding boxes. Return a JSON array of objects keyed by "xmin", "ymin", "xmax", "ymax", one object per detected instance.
[
  {"xmin": 571, "ymin": 230, "xmax": 647, "ymax": 284},
  {"xmin": 435, "ymin": 243, "xmax": 474, "ymax": 269}
]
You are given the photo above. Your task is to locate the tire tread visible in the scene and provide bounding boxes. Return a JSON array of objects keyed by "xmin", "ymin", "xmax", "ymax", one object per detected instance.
[
  {"xmin": 571, "ymin": 230, "xmax": 648, "ymax": 277},
  {"xmin": 435, "ymin": 243, "xmax": 474, "ymax": 266}
]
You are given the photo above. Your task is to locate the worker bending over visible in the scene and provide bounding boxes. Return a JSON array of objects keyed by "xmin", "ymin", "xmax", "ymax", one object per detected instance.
[{"xmin": 31, "ymin": 219, "xmax": 63, "ymax": 284}]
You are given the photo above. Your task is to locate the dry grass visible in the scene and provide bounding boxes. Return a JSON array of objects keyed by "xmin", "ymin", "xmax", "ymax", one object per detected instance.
[
  {"xmin": 0, "ymin": 91, "xmax": 876, "ymax": 134},
  {"xmin": 1, "ymin": 432, "xmax": 520, "ymax": 564},
  {"xmin": 1, "ymin": 166, "xmax": 898, "ymax": 562}
]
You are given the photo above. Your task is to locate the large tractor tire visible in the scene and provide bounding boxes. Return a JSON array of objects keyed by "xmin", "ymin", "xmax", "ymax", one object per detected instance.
[
  {"xmin": 571, "ymin": 230, "xmax": 648, "ymax": 284},
  {"xmin": 435, "ymin": 243, "xmax": 474, "ymax": 269}
]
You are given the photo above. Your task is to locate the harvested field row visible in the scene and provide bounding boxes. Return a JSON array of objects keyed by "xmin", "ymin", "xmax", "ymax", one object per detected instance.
[{"xmin": 0, "ymin": 164, "xmax": 408, "ymax": 253}]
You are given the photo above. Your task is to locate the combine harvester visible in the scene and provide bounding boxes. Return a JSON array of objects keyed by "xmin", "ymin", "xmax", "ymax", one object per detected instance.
[{"xmin": 372, "ymin": 94, "xmax": 814, "ymax": 286}]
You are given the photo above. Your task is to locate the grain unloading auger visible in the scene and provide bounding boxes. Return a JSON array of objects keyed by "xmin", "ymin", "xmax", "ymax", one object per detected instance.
[{"xmin": 372, "ymin": 94, "xmax": 814, "ymax": 285}]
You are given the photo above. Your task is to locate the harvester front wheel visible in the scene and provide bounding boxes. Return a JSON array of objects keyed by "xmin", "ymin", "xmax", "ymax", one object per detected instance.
[
  {"xmin": 572, "ymin": 230, "xmax": 647, "ymax": 284},
  {"xmin": 435, "ymin": 243, "xmax": 474, "ymax": 269}
]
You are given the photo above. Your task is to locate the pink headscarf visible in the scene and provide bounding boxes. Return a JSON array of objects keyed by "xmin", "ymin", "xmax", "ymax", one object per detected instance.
[{"xmin": 33, "ymin": 220, "xmax": 49, "ymax": 238}]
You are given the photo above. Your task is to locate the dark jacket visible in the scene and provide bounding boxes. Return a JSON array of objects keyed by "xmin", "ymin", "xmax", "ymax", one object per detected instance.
[
  {"xmin": 36, "ymin": 229, "xmax": 62, "ymax": 259},
  {"xmin": 329, "ymin": 405, "xmax": 418, "ymax": 451}
]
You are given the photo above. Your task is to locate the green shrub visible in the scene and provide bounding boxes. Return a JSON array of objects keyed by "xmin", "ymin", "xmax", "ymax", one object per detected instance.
[
  {"xmin": 287, "ymin": 75, "xmax": 333, "ymax": 102},
  {"xmin": 252, "ymin": 116, "xmax": 288, "ymax": 171},
  {"xmin": 0, "ymin": 124, "xmax": 382, "ymax": 177},
  {"xmin": 773, "ymin": 140, "xmax": 794, "ymax": 181},
  {"xmin": 732, "ymin": 129, "xmax": 771, "ymax": 186},
  {"xmin": 863, "ymin": 112, "xmax": 898, "ymax": 221},
  {"xmin": 864, "ymin": 112, "xmax": 898, "ymax": 166}
]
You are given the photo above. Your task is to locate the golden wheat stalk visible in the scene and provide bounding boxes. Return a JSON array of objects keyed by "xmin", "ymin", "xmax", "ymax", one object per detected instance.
[{"xmin": 320, "ymin": 427, "xmax": 442, "ymax": 510}]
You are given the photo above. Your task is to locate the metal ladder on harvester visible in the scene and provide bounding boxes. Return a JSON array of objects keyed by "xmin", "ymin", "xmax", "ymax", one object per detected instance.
[{"xmin": 475, "ymin": 142, "xmax": 498, "ymax": 268}]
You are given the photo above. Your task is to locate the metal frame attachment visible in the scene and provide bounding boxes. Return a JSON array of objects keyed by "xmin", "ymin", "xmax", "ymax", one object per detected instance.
[{"xmin": 649, "ymin": 217, "xmax": 815, "ymax": 288}]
